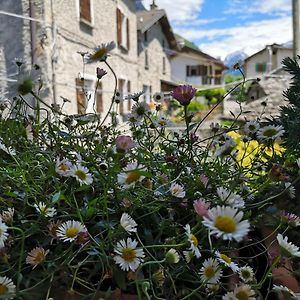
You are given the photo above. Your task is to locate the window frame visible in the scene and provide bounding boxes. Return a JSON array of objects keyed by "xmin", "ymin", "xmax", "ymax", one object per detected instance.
[{"xmin": 77, "ymin": 0, "xmax": 94, "ymax": 27}]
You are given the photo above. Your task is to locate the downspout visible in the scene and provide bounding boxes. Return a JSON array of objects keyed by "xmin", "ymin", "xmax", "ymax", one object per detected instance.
[
  {"xmin": 50, "ymin": 0, "xmax": 57, "ymax": 105},
  {"xmin": 29, "ymin": 0, "xmax": 36, "ymax": 65}
]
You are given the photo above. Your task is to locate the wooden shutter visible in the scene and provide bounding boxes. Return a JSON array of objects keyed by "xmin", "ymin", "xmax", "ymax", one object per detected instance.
[
  {"xmin": 186, "ymin": 65, "xmax": 190, "ymax": 76},
  {"xmin": 126, "ymin": 18, "xmax": 130, "ymax": 49},
  {"xmin": 76, "ymin": 78, "xmax": 86, "ymax": 114},
  {"xmin": 96, "ymin": 82, "xmax": 103, "ymax": 113},
  {"xmin": 117, "ymin": 8, "xmax": 122, "ymax": 47},
  {"xmin": 127, "ymin": 81, "xmax": 131, "ymax": 111},
  {"xmin": 118, "ymin": 79, "xmax": 124, "ymax": 115},
  {"xmin": 80, "ymin": 0, "xmax": 91, "ymax": 23}
]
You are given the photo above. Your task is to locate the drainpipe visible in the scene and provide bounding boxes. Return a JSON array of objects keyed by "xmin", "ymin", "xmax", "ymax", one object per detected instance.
[
  {"xmin": 50, "ymin": 0, "xmax": 57, "ymax": 105},
  {"xmin": 293, "ymin": 0, "xmax": 300, "ymax": 58},
  {"xmin": 29, "ymin": 0, "xmax": 36, "ymax": 65}
]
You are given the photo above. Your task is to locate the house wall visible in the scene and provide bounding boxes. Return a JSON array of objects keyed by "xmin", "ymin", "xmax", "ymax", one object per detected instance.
[
  {"xmin": 171, "ymin": 50, "xmax": 223, "ymax": 87},
  {"xmin": 138, "ymin": 21, "xmax": 172, "ymax": 98},
  {"xmin": 245, "ymin": 48, "xmax": 293, "ymax": 78},
  {"xmin": 43, "ymin": 0, "xmax": 138, "ymax": 116}
]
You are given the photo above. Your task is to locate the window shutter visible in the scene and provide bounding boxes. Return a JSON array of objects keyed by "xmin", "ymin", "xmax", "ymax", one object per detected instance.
[
  {"xmin": 76, "ymin": 78, "xmax": 86, "ymax": 114},
  {"xmin": 127, "ymin": 81, "xmax": 131, "ymax": 111},
  {"xmin": 186, "ymin": 65, "xmax": 190, "ymax": 76},
  {"xmin": 80, "ymin": 0, "xmax": 91, "ymax": 23},
  {"xmin": 116, "ymin": 8, "xmax": 122, "ymax": 47},
  {"xmin": 96, "ymin": 82, "xmax": 103, "ymax": 113},
  {"xmin": 126, "ymin": 18, "xmax": 130, "ymax": 50}
]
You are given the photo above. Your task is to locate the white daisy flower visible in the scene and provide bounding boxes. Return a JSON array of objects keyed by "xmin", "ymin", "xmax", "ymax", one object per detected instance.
[
  {"xmin": 183, "ymin": 250, "xmax": 193, "ymax": 263},
  {"xmin": 153, "ymin": 92, "xmax": 165, "ymax": 102},
  {"xmin": 257, "ymin": 125, "xmax": 285, "ymax": 141},
  {"xmin": 222, "ymin": 291, "xmax": 236, "ymax": 300},
  {"xmin": 114, "ymin": 237, "xmax": 145, "ymax": 272},
  {"xmin": 200, "ymin": 258, "xmax": 223, "ymax": 284},
  {"xmin": 56, "ymin": 220, "xmax": 87, "ymax": 242},
  {"xmin": 86, "ymin": 41, "xmax": 116, "ymax": 63},
  {"xmin": 215, "ymin": 251, "xmax": 239, "ymax": 272},
  {"xmin": 277, "ymin": 233, "xmax": 300, "ymax": 257},
  {"xmin": 296, "ymin": 158, "xmax": 300, "ymax": 168},
  {"xmin": 202, "ymin": 206, "xmax": 250, "ymax": 242},
  {"xmin": 0, "ymin": 139, "xmax": 16, "ymax": 156},
  {"xmin": 184, "ymin": 224, "xmax": 201, "ymax": 258},
  {"xmin": 0, "ymin": 276, "xmax": 16, "ymax": 299},
  {"xmin": 285, "ymin": 182, "xmax": 296, "ymax": 199},
  {"xmin": 130, "ymin": 101, "xmax": 150, "ymax": 121},
  {"xmin": 55, "ymin": 158, "xmax": 72, "ymax": 177},
  {"xmin": 232, "ymin": 284, "xmax": 256, "ymax": 300},
  {"xmin": 170, "ymin": 182, "xmax": 186, "ymax": 198},
  {"xmin": 120, "ymin": 213, "xmax": 137, "ymax": 234},
  {"xmin": 1, "ymin": 208, "xmax": 14, "ymax": 224},
  {"xmin": 273, "ymin": 285, "xmax": 298, "ymax": 299},
  {"xmin": 165, "ymin": 248, "xmax": 180, "ymax": 264},
  {"xmin": 117, "ymin": 162, "xmax": 145, "ymax": 189},
  {"xmin": 215, "ymin": 138, "xmax": 236, "ymax": 157},
  {"xmin": 0, "ymin": 221, "xmax": 8, "ymax": 248},
  {"xmin": 217, "ymin": 187, "xmax": 245, "ymax": 209},
  {"xmin": 70, "ymin": 164, "xmax": 93, "ymax": 185},
  {"xmin": 26, "ymin": 247, "xmax": 49, "ymax": 269},
  {"xmin": 239, "ymin": 266, "xmax": 255, "ymax": 283},
  {"xmin": 34, "ymin": 202, "xmax": 56, "ymax": 218},
  {"xmin": 155, "ymin": 115, "xmax": 170, "ymax": 128},
  {"xmin": 244, "ymin": 120, "xmax": 260, "ymax": 135}
]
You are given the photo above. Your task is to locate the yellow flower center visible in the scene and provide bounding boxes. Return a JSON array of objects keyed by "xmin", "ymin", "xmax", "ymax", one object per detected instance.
[
  {"xmin": 66, "ymin": 227, "xmax": 79, "ymax": 238},
  {"xmin": 122, "ymin": 248, "xmax": 137, "ymax": 262},
  {"xmin": 0, "ymin": 284, "xmax": 8, "ymax": 294},
  {"xmin": 40, "ymin": 206, "xmax": 48, "ymax": 215},
  {"xmin": 58, "ymin": 163, "xmax": 69, "ymax": 172},
  {"xmin": 159, "ymin": 119, "xmax": 167, "ymax": 126},
  {"xmin": 215, "ymin": 216, "xmax": 236, "ymax": 233},
  {"xmin": 75, "ymin": 170, "xmax": 87, "ymax": 181},
  {"xmin": 91, "ymin": 48, "xmax": 107, "ymax": 60},
  {"xmin": 33, "ymin": 251, "xmax": 46, "ymax": 263},
  {"xmin": 235, "ymin": 291, "xmax": 250, "ymax": 300},
  {"xmin": 220, "ymin": 254, "xmax": 231, "ymax": 264},
  {"xmin": 263, "ymin": 128, "xmax": 277, "ymax": 137},
  {"xmin": 241, "ymin": 269, "xmax": 251, "ymax": 279},
  {"xmin": 190, "ymin": 234, "xmax": 198, "ymax": 247},
  {"xmin": 204, "ymin": 266, "xmax": 215, "ymax": 279},
  {"xmin": 126, "ymin": 171, "xmax": 140, "ymax": 184}
]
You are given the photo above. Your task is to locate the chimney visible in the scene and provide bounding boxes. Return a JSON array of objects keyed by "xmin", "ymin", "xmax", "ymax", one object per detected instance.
[{"xmin": 150, "ymin": 0, "xmax": 158, "ymax": 10}]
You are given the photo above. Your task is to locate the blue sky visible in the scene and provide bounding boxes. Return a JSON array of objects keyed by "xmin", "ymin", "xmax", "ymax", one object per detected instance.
[{"xmin": 142, "ymin": 0, "xmax": 292, "ymax": 59}]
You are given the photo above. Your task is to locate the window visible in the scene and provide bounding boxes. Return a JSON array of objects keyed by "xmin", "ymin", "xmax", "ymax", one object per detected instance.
[
  {"xmin": 255, "ymin": 63, "xmax": 267, "ymax": 72},
  {"xmin": 162, "ymin": 39, "xmax": 165, "ymax": 48},
  {"xmin": 76, "ymin": 77, "xmax": 102, "ymax": 114},
  {"xmin": 117, "ymin": 8, "xmax": 130, "ymax": 50},
  {"xmin": 186, "ymin": 65, "xmax": 208, "ymax": 77},
  {"xmin": 96, "ymin": 82, "xmax": 103, "ymax": 113},
  {"xmin": 145, "ymin": 49, "xmax": 149, "ymax": 70},
  {"xmin": 118, "ymin": 79, "xmax": 125, "ymax": 115},
  {"xmin": 143, "ymin": 85, "xmax": 152, "ymax": 102},
  {"xmin": 162, "ymin": 57, "xmax": 166, "ymax": 74},
  {"xmin": 79, "ymin": 0, "xmax": 92, "ymax": 24},
  {"xmin": 127, "ymin": 81, "xmax": 131, "ymax": 111},
  {"xmin": 76, "ymin": 78, "xmax": 86, "ymax": 114},
  {"xmin": 144, "ymin": 31, "xmax": 148, "ymax": 43}
]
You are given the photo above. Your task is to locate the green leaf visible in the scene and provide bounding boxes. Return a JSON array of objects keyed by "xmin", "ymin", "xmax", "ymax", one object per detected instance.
[{"xmin": 113, "ymin": 267, "xmax": 127, "ymax": 290}]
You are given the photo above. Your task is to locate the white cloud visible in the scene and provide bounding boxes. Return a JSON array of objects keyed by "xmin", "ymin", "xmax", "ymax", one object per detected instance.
[
  {"xmin": 142, "ymin": 0, "xmax": 204, "ymax": 22},
  {"xmin": 175, "ymin": 16, "xmax": 292, "ymax": 59},
  {"xmin": 226, "ymin": 0, "xmax": 291, "ymax": 15}
]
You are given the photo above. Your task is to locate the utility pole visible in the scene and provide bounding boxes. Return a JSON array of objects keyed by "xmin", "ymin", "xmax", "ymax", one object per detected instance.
[{"xmin": 293, "ymin": 0, "xmax": 300, "ymax": 58}]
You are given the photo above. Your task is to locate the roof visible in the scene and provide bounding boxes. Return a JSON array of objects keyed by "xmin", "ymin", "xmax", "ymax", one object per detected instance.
[
  {"xmin": 136, "ymin": 9, "xmax": 177, "ymax": 49},
  {"xmin": 174, "ymin": 34, "xmax": 225, "ymax": 68},
  {"xmin": 244, "ymin": 43, "xmax": 293, "ymax": 62}
]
